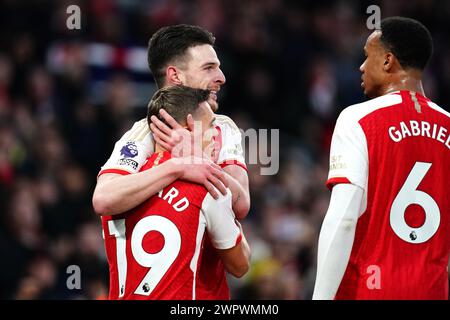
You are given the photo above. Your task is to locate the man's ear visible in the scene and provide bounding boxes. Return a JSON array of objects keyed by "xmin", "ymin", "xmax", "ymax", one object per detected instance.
[
  {"xmin": 166, "ymin": 66, "xmax": 183, "ymax": 85},
  {"xmin": 186, "ymin": 114, "xmax": 195, "ymax": 131},
  {"xmin": 383, "ymin": 52, "xmax": 396, "ymax": 72}
]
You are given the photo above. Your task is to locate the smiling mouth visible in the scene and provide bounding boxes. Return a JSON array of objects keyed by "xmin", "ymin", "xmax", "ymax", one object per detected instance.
[{"xmin": 209, "ymin": 91, "xmax": 218, "ymax": 100}]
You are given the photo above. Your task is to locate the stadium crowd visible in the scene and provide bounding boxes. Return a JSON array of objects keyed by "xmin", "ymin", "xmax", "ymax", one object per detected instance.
[{"xmin": 0, "ymin": 0, "xmax": 449, "ymax": 299}]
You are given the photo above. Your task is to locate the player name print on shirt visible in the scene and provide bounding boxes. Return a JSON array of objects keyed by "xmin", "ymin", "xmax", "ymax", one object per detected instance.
[
  {"xmin": 388, "ymin": 120, "xmax": 450, "ymax": 149},
  {"xmin": 157, "ymin": 186, "xmax": 190, "ymax": 212}
]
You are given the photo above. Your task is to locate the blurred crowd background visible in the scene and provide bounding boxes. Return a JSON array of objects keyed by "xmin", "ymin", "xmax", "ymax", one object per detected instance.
[{"xmin": 0, "ymin": 0, "xmax": 449, "ymax": 300}]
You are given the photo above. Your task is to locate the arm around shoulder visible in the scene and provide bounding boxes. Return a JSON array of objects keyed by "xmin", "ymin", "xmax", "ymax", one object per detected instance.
[{"xmin": 92, "ymin": 159, "xmax": 182, "ymax": 215}]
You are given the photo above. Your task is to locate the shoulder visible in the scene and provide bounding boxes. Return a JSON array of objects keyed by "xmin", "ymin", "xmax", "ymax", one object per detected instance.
[
  {"xmin": 338, "ymin": 93, "xmax": 403, "ymax": 125},
  {"xmin": 215, "ymin": 114, "xmax": 236, "ymax": 125},
  {"xmin": 215, "ymin": 114, "xmax": 240, "ymax": 132},
  {"xmin": 122, "ymin": 118, "xmax": 151, "ymax": 142},
  {"xmin": 171, "ymin": 180, "xmax": 209, "ymax": 208},
  {"xmin": 427, "ymin": 101, "xmax": 450, "ymax": 119}
]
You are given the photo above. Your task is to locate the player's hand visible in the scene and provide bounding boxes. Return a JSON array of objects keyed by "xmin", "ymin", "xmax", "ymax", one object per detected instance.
[
  {"xmin": 150, "ymin": 109, "xmax": 196, "ymax": 157},
  {"xmin": 171, "ymin": 156, "xmax": 229, "ymax": 199}
]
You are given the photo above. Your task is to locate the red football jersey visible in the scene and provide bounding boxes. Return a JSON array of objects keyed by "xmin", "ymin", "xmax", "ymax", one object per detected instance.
[
  {"xmin": 196, "ymin": 236, "xmax": 230, "ymax": 299},
  {"xmin": 101, "ymin": 152, "xmax": 241, "ymax": 300},
  {"xmin": 327, "ymin": 91, "xmax": 450, "ymax": 299}
]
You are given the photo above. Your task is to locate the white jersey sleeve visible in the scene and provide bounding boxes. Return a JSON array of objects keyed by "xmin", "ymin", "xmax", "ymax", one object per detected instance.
[
  {"xmin": 327, "ymin": 108, "xmax": 368, "ymax": 191},
  {"xmin": 215, "ymin": 115, "xmax": 247, "ymax": 170},
  {"xmin": 201, "ymin": 189, "xmax": 242, "ymax": 250},
  {"xmin": 98, "ymin": 119, "xmax": 155, "ymax": 176},
  {"xmin": 313, "ymin": 183, "xmax": 363, "ymax": 300}
]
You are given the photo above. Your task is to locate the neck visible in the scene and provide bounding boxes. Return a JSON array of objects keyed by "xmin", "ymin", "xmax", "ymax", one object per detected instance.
[
  {"xmin": 154, "ymin": 144, "xmax": 167, "ymax": 154},
  {"xmin": 381, "ymin": 69, "xmax": 425, "ymax": 96}
]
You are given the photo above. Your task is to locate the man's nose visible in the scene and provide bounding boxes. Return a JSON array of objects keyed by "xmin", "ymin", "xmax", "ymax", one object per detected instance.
[{"xmin": 216, "ymin": 68, "xmax": 226, "ymax": 85}]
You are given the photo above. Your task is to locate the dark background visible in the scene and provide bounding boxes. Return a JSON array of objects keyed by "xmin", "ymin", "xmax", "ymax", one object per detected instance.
[{"xmin": 0, "ymin": 0, "xmax": 448, "ymax": 299}]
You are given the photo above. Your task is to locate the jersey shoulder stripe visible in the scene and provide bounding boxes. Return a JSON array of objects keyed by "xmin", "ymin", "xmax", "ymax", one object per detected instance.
[
  {"xmin": 427, "ymin": 101, "xmax": 450, "ymax": 118},
  {"xmin": 190, "ymin": 213, "xmax": 206, "ymax": 300}
]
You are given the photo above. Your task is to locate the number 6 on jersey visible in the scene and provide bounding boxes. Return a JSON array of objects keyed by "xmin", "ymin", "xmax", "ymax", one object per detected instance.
[{"xmin": 390, "ymin": 161, "xmax": 441, "ymax": 244}]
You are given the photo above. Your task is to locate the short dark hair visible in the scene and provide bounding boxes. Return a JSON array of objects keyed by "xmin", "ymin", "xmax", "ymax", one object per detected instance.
[
  {"xmin": 380, "ymin": 17, "xmax": 433, "ymax": 71},
  {"xmin": 148, "ymin": 24, "xmax": 216, "ymax": 88},
  {"xmin": 147, "ymin": 85, "xmax": 210, "ymax": 128}
]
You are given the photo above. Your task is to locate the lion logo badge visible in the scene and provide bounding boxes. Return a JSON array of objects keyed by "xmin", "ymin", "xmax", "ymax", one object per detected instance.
[{"xmin": 120, "ymin": 142, "xmax": 138, "ymax": 158}]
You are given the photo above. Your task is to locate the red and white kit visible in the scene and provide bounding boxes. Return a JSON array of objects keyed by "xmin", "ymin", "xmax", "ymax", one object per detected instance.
[
  {"xmin": 98, "ymin": 115, "xmax": 247, "ymax": 299},
  {"xmin": 101, "ymin": 152, "xmax": 242, "ymax": 300},
  {"xmin": 327, "ymin": 90, "xmax": 450, "ymax": 299}
]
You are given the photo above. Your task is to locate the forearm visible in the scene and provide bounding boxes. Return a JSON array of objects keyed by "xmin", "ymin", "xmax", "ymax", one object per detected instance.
[
  {"xmin": 223, "ymin": 165, "xmax": 250, "ymax": 219},
  {"xmin": 218, "ymin": 224, "xmax": 251, "ymax": 278},
  {"xmin": 93, "ymin": 160, "xmax": 181, "ymax": 215},
  {"xmin": 313, "ymin": 215, "xmax": 357, "ymax": 299},
  {"xmin": 239, "ymin": 228, "xmax": 251, "ymax": 264},
  {"xmin": 313, "ymin": 183, "xmax": 363, "ymax": 300}
]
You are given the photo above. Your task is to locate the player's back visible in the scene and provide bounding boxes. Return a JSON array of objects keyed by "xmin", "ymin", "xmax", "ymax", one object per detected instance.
[
  {"xmin": 101, "ymin": 152, "xmax": 221, "ymax": 300},
  {"xmin": 336, "ymin": 90, "xmax": 450, "ymax": 299}
]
